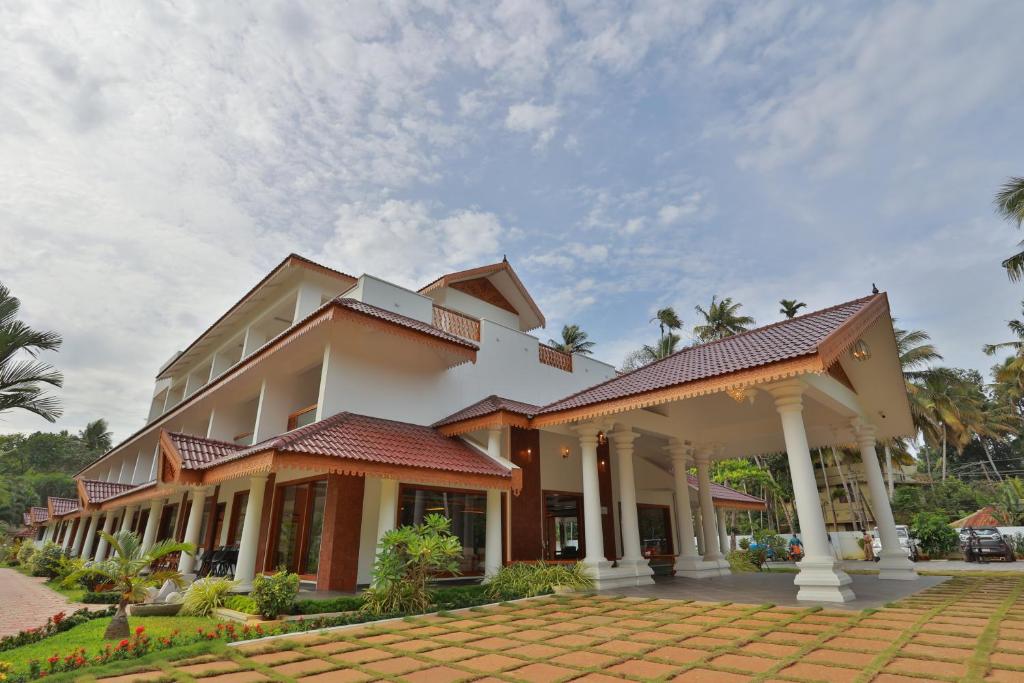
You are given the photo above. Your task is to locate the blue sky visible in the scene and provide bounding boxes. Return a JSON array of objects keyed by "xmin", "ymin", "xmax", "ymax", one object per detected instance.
[{"xmin": 1, "ymin": 0, "xmax": 1023, "ymax": 440}]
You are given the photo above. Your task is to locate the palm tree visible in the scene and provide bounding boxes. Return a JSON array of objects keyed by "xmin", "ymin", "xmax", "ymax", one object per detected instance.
[
  {"xmin": 995, "ymin": 176, "xmax": 1024, "ymax": 280},
  {"xmin": 983, "ymin": 301, "xmax": 1024, "ymax": 357},
  {"xmin": 895, "ymin": 327, "xmax": 942, "ymax": 379},
  {"xmin": 693, "ymin": 296, "xmax": 754, "ymax": 343},
  {"xmin": 548, "ymin": 324, "xmax": 595, "ymax": 356},
  {"xmin": 650, "ymin": 307, "xmax": 682, "ymax": 340},
  {"xmin": 80, "ymin": 418, "xmax": 113, "ymax": 452},
  {"xmin": 779, "ymin": 299, "xmax": 807, "ymax": 319},
  {"xmin": 621, "ymin": 333, "xmax": 681, "ymax": 372},
  {"xmin": 65, "ymin": 530, "xmax": 194, "ymax": 638},
  {"xmin": 0, "ymin": 283, "xmax": 63, "ymax": 422}
]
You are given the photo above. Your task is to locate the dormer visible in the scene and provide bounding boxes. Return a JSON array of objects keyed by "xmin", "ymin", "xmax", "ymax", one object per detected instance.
[{"xmin": 418, "ymin": 259, "xmax": 545, "ymax": 333}]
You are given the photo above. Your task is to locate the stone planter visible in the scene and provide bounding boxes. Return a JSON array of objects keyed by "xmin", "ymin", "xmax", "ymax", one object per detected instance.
[
  {"xmin": 213, "ymin": 607, "xmax": 263, "ymax": 623},
  {"xmin": 129, "ymin": 603, "xmax": 182, "ymax": 617}
]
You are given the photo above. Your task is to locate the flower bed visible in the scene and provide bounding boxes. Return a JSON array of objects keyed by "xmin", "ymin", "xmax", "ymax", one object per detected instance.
[{"xmin": 0, "ymin": 609, "xmax": 115, "ymax": 653}]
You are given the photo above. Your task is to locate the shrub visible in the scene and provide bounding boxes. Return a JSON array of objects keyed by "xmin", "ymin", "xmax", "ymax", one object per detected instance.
[
  {"xmin": 181, "ymin": 577, "xmax": 238, "ymax": 617},
  {"xmin": 29, "ymin": 542, "xmax": 63, "ymax": 578},
  {"xmin": 16, "ymin": 542, "xmax": 35, "ymax": 567},
  {"xmin": 223, "ymin": 595, "xmax": 260, "ymax": 614},
  {"xmin": 433, "ymin": 584, "xmax": 490, "ymax": 609},
  {"xmin": 911, "ymin": 512, "xmax": 959, "ymax": 558},
  {"xmin": 251, "ymin": 570, "xmax": 299, "ymax": 619},
  {"xmin": 738, "ymin": 537, "xmax": 751, "ymax": 550},
  {"xmin": 485, "ymin": 561, "xmax": 593, "ymax": 600},
  {"xmin": 1009, "ymin": 532, "xmax": 1024, "ymax": 558},
  {"xmin": 2, "ymin": 539, "xmax": 20, "ymax": 564},
  {"xmin": 726, "ymin": 549, "xmax": 760, "ymax": 573},
  {"xmin": 361, "ymin": 514, "xmax": 463, "ymax": 616},
  {"xmin": 292, "ymin": 595, "xmax": 364, "ymax": 615},
  {"xmin": 81, "ymin": 591, "xmax": 121, "ymax": 604}
]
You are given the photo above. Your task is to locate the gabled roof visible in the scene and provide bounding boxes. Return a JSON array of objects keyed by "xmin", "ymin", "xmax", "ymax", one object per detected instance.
[
  {"xmin": 951, "ymin": 506, "xmax": 1003, "ymax": 528},
  {"xmin": 433, "ymin": 395, "xmax": 541, "ymax": 434},
  {"xmin": 332, "ymin": 298, "xmax": 478, "ymax": 351},
  {"xmin": 535, "ymin": 293, "xmax": 888, "ymax": 424},
  {"xmin": 165, "ymin": 432, "xmax": 243, "ymax": 470},
  {"xmin": 689, "ymin": 475, "xmax": 766, "ymax": 511},
  {"xmin": 29, "ymin": 507, "xmax": 49, "ymax": 524},
  {"xmin": 47, "ymin": 497, "xmax": 80, "ymax": 518},
  {"xmin": 79, "ymin": 479, "xmax": 138, "ymax": 504},
  {"xmin": 418, "ymin": 259, "xmax": 545, "ymax": 331}
]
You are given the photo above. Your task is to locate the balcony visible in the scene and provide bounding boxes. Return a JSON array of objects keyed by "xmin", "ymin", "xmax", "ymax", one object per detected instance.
[
  {"xmin": 432, "ymin": 305, "xmax": 481, "ymax": 341},
  {"xmin": 538, "ymin": 343, "xmax": 572, "ymax": 372}
]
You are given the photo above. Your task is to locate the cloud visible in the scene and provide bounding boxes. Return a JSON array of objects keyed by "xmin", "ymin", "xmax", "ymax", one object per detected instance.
[
  {"xmin": 658, "ymin": 192, "xmax": 702, "ymax": 224},
  {"xmin": 505, "ymin": 102, "xmax": 562, "ymax": 147}
]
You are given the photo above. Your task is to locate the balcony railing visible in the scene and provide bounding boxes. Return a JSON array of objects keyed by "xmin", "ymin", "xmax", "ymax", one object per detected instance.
[
  {"xmin": 538, "ymin": 344, "xmax": 573, "ymax": 372},
  {"xmin": 432, "ymin": 305, "xmax": 481, "ymax": 341}
]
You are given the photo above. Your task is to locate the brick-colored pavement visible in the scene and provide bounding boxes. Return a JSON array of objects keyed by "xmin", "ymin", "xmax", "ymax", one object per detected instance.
[
  {"xmin": 0, "ymin": 567, "xmax": 94, "ymax": 637},
  {"xmin": 95, "ymin": 576, "xmax": 1024, "ymax": 682}
]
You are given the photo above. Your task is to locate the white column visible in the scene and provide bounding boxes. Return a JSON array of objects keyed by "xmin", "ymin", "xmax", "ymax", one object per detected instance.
[
  {"xmin": 141, "ymin": 499, "xmax": 163, "ymax": 555},
  {"xmin": 70, "ymin": 518, "xmax": 87, "ymax": 556},
  {"xmin": 178, "ymin": 488, "xmax": 209, "ymax": 573},
  {"xmin": 771, "ymin": 382, "xmax": 854, "ymax": 602},
  {"xmin": 79, "ymin": 515, "xmax": 99, "ymax": 560},
  {"xmin": 376, "ymin": 478, "xmax": 399, "ymax": 543},
  {"xmin": 694, "ymin": 507, "xmax": 705, "ymax": 555},
  {"xmin": 669, "ymin": 442, "xmax": 705, "ymax": 576},
  {"xmin": 695, "ymin": 452, "xmax": 726, "ymax": 567},
  {"xmin": 717, "ymin": 509, "xmax": 730, "ymax": 555},
  {"xmin": 611, "ymin": 426, "xmax": 653, "ymax": 584},
  {"xmin": 856, "ymin": 422, "xmax": 917, "ymax": 580},
  {"xmin": 93, "ymin": 513, "xmax": 117, "ymax": 562},
  {"xmin": 575, "ymin": 424, "xmax": 607, "ymax": 567},
  {"xmin": 234, "ymin": 476, "xmax": 267, "ymax": 588},
  {"xmin": 485, "ymin": 489, "xmax": 502, "ymax": 578},
  {"xmin": 119, "ymin": 505, "xmax": 138, "ymax": 533}
]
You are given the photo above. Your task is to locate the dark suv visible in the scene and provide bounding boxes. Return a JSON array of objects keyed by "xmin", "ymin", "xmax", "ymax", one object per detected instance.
[{"xmin": 960, "ymin": 527, "xmax": 1016, "ymax": 562}]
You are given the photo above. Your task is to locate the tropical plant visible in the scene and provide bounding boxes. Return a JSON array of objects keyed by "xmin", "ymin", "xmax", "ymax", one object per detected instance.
[
  {"xmin": 361, "ymin": 513, "xmax": 463, "ymax": 616},
  {"xmin": 693, "ymin": 296, "xmax": 754, "ymax": 343},
  {"xmin": 995, "ymin": 176, "xmax": 1024, "ymax": 280},
  {"xmin": 548, "ymin": 324, "xmax": 595, "ymax": 356},
  {"xmin": 485, "ymin": 561, "xmax": 593, "ymax": 599},
  {"xmin": 181, "ymin": 576, "xmax": 238, "ymax": 616},
  {"xmin": 726, "ymin": 549, "xmax": 761, "ymax": 572},
  {"xmin": 63, "ymin": 530, "xmax": 194, "ymax": 638},
  {"xmin": 0, "ymin": 283, "xmax": 63, "ymax": 422},
  {"xmin": 651, "ymin": 307, "xmax": 682, "ymax": 339},
  {"xmin": 621, "ymin": 332, "xmax": 682, "ymax": 372},
  {"xmin": 223, "ymin": 595, "xmax": 260, "ymax": 615},
  {"xmin": 910, "ymin": 512, "xmax": 959, "ymax": 558},
  {"xmin": 251, "ymin": 570, "xmax": 300, "ymax": 619},
  {"xmin": 778, "ymin": 299, "xmax": 806, "ymax": 319},
  {"xmin": 995, "ymin": 478, "xmax": 1024, "ymax": 525},
  {"xmin": 78, "ymin": 419, "xmax": 113, "ymax": 453},
  {"xmin": 29, "ymin": 541, "xmax": 63, "ymax": 578},
  {"xmin": 16, "ymin": 541, "xmax": 35, "ymax": 567}
]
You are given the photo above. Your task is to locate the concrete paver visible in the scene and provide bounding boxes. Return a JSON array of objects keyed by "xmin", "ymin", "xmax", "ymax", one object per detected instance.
[{"xmin": 0, "ymin": 567, "xmax": 97, "ymax": 637}]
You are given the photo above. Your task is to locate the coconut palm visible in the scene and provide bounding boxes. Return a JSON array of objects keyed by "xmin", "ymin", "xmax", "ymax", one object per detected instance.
[
  {"xmin": 650, "ymin": 307, "xmax": 682, "ymax": 340},
  {"xmin": 80, "ymin": 418, "xmax": 113, "ymax": 452},
  {"xmin": 779, "ymin": 299, "xmax": 807, "ymax": 319},
  {"xmin": 693, "ymin": 296, "xmax": 754, "ymax": 343},
  {"xmin": 895, "ymin": 327, "xmax": 942, "ymax": 379},
  {"xmin": 0, "ymin": 283, "xmax": 63, "ymax": 422},
  {"xmin": 621, "ymin": 333, "xmax": 681, "ymax": 372},
  {"xmin": 983, "ymin": 301, "xmax": 1024, "ymax": 357},
  {"xmin": 995, "ymin": 176, "xmax": 1024, "ymax": 281},
  {"xmin": 548, "ymin": 324, "xmax": 595, "ymax": 356},
  {"xmin": 65, "ymin": 530, "xmax": 194, "ymax": 638}
]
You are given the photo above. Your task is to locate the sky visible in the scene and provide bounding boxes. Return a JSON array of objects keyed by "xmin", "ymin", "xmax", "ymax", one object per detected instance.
[{"xmin": 2, "ymin": 0, "xmax": 1023, "ymax": 442}]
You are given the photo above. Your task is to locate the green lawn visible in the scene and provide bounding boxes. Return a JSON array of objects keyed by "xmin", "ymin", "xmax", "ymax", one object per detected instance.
[{"xmin": 0, "ymin": 615, "xmax": 218, "ymax": 674}]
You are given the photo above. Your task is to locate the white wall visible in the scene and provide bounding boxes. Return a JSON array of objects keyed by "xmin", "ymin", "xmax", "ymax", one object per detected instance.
[{"xmin": 432, "ymin": 288, "xmax": 520, "ymax": 330}]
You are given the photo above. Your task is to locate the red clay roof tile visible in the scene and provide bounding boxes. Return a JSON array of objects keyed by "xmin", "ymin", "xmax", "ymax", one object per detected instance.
[
  {"xmin": 332, "ymin": 298, "xmax": 478, "ymax": 350},
  {"xmin": 81, "ymin": 479, "xmax": 139, "ymax": 503},
  {"xmin": 48, "ymin": 497, "xmax": 80, "ymax": 516},
  {"xmin": 167, "ymin": 432, "xmax": 242, "ymax": 469},
  {"xmin": 29, "ymin": 506, "xmax": 49, "ymax": 524},
  {"xmin": 433, "ymin": 395, "xmax": 541, "ymax": 428}
]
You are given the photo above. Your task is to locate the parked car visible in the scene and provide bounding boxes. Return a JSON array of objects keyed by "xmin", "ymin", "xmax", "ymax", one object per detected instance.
[
  {"xmin": 871, "ymin": 525, "xmax": 919, "ymax": 561},
  {"xmin": 960, "ymin": 527, "xmax": 1016, "ymax": 562}
]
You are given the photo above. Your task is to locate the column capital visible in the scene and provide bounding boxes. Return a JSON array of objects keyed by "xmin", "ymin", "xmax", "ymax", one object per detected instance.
[
  {"xmin": 666, "ymin": 438, "xmax": 690, "ymax": 462},
  {"xmin": 692, "ymin": 443, "xmax": 718, "ymax": 463},
  {"xmin": 610, "ymin": 424, "xmax": 638, "ymax": 448},
  {"xmin": 572, "ymin": 422, "xmax": 601, "ymax": 445},
  {"xmin": 768, "ymin": 380, "xmax": 804, "ymax": 413},
  {"xmin": 850, "ymin": 419, "xmax": 876, "ymax": 447},
  {"xmin": 249, "ymin": 473, "xmax": 269, "ymax": 483}
]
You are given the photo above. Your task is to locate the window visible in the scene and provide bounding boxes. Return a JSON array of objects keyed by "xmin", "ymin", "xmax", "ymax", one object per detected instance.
[
  {"xmin": 637, "ymin": 504, "xmax": 674, "ymax": 557},
  {"xmin": 268, "ymin": 479, "xmax": 328, "ymax": 577},
  {"xmin": 398, "ymin": 485, "xmax": 487, "ymax": 574}
]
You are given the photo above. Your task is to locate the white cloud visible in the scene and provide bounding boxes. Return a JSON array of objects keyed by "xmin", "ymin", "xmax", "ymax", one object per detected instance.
[
  {"xmin": 658, "ymin": 192, "xmax": 702, "ymax": 224},
  {"xmin": 505, "ymin": 102, "xmax": 562, "ymax": 147}
]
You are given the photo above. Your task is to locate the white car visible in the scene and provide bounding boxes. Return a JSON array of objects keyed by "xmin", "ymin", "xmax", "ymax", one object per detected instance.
[{"xmin": 870, "ymin": 525, "xmax": 919, "ymax": 561}]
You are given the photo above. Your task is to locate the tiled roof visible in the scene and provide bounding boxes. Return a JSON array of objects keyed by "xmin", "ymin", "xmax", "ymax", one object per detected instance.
[
  {"xmin": 14, "ymin": 526, "xmax": 36, "ymax": 538},
  {"xmin": 418, "ymin": 260, "xmax": 546, "ymax": 329},
  {"xmin": 331, "ymin": 298, "xmax": 478, "ymax": 351},
  {"xmin": 433, "ymin": 395, "xmax": 541, "ymax": 428},
  {"xmin": 29, "ymin": 507, "xmax": 48, "ymax": 524},
  {"xmin": 218, "ymin": 412, "xmax": 513, "ymax": 481},
  {"xmin": 689, "ymin": 475, "xmax": 766, "ymax": 509},
  {"xmin": 81, "ymin": 480, "xmax": 138, "ymax": 503},
  {"xmin": 49, "ymin": 497, "xmax": 79, "ymax": 516},
  {"xmin": 167, "ymin": 432, "xmax": 242, "ymax": 469},
  {"xmin": 23, "ymin": 512, "xmax": 31, "ymax": 526},
  {"xmin": 539, "ymin": 294, "xmax": 880, "ymax": 415},
  {"xmin": 951, "ymin": 506, "xmax": 1002, "ymax": 529}
]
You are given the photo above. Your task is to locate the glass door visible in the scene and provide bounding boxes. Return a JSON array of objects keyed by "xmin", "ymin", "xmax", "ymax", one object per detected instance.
[{"xmin": 544, "ymin": 492, "xmax": 584, "ymax": 560}]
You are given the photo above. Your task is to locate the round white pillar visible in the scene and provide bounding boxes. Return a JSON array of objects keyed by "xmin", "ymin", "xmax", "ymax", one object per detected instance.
[
  {"xmin": 771, "ymin": 383, "xmax": 854, "ymax": 602},
  {"xmin": 79, "ymin": 514, "xmax": 100, "ymax": 560},
  {"xmin": 856, "ymin": 423, "xmax": 917, "ymax": 580},
  {"xmin": 140, "ymin": 498, "xmax": 163, "ymax": 555},
  {"xmin": 93, "ymin": 513, "xmax": 117, "ymax": 562},
  {"xmin": 612, "ymin": 427, "xmax": 645, "ymax": 564},
  {"xmin": 178, "ymin": 489, "xmax": 209, "ymax": 574},
  {"xmin": 70, "ymin": 517, "xmax": 88, "ymax": 556},
  {"xmin": 376, "ymin": 478, "xmax": 399, "ymax": 543},
  {"xmin": 695, "ymin": 453, "xmax": 724, "ymax": 563},
  {"xmin": 717, "ymin": 509, "xmax": 730, "ymax": 555},
  {"xmin": 484, "ymin": 489, "xmax": 502, "ymax": 578},
  {"xmin": 234, "ymin": 475, "xmax": 267, "ymax": 588},
  {"xmin": 576, "ymin": 425, "xmax": 607, "ymax": 567}
]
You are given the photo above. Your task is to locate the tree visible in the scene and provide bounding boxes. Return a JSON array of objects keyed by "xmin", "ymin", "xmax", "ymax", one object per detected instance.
[
  {"xmin": 65, "ymin": 530, "xmax": 194, "ymax": 638},
  {"xmin": 693, "ymin": 296, "xmax": 754, "ymax": 343},
  {"xmin": 778, "ymin": 299, "xmax": 806, "ymax": 319},
  {"xmin": 994, "ymin": 478, "xmax": 1024, "ymax": 525},
  {"xmin": 79, "ymin": 419, "xmax": 113, "ymax": 452},
  {"xmin": 650, "ymin": 307, "xmax": 682, "ymax": 340},
  {"xmin": 0, "ymin": 283, "xmax": 63, "ymax": 422},
  {"xmin": 995, "ymin": 176, "xmax": 1024, "ymax": 281},
  {"xmin": 621, "ymin": 333, "xmax": 681, "ymax": 371}
]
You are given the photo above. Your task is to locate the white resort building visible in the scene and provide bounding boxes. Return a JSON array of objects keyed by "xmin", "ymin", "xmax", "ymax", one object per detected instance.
[{"xmin": 29, "ymin": 254, "xmax": 917, "ymax": 602}]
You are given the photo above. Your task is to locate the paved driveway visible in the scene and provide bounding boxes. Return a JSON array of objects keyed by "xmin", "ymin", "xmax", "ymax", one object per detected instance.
[
  {"xmin": 0, "ymin": 567, "xmax": 94, "ymax": 636},
  {"xmin": 100, "ymin": 574, "xmax": 1024, "ymax": 682}
]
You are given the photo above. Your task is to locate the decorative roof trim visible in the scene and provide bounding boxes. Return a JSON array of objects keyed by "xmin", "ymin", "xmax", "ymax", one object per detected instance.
[
  {"xmin": 436, "ymin": 410, "xmax": 533, "ymax": 437},
  {"xmin": 418, "ymin": 260, "xmax": 546, "ymax": 330}
]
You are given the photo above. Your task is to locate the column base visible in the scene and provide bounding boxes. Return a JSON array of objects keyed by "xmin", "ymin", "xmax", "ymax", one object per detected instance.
[
  {"xmin": 794, "ymin": 555, "xmax": 855, "ymax": 602},
  {"xmin": 876, "ymin": 551, "xmax": 918, "ymax": 580},
  {"xmin": 585, "ymin": 559, "xmax": 655, "ymax": 589},
  {"xmin": 675, "ymin": 555, "xmax": 731, "ymax": 578}
]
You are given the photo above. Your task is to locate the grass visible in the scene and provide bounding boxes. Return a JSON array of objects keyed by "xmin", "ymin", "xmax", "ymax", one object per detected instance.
[{"xmin": 0, "ymin": 616, "xmax": 218, "ymax": 674}]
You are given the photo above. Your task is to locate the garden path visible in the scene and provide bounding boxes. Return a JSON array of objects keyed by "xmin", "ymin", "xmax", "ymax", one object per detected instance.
[{"xmin": 0, "ymin": 568, "xmax": 92, "ymax": 637}]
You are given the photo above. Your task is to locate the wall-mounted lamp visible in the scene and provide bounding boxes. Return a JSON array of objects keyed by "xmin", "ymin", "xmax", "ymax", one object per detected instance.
[
  {"xmin": 851, "ymin": 339, "xmax": 871, "ymax": 362},
  {"xmin": 597, "ymin": 431, "xmax": 608, "ymax": 447},
  {"xmin": 560, "ymin": 446, "xmax": 571, "ymax": 459}
]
